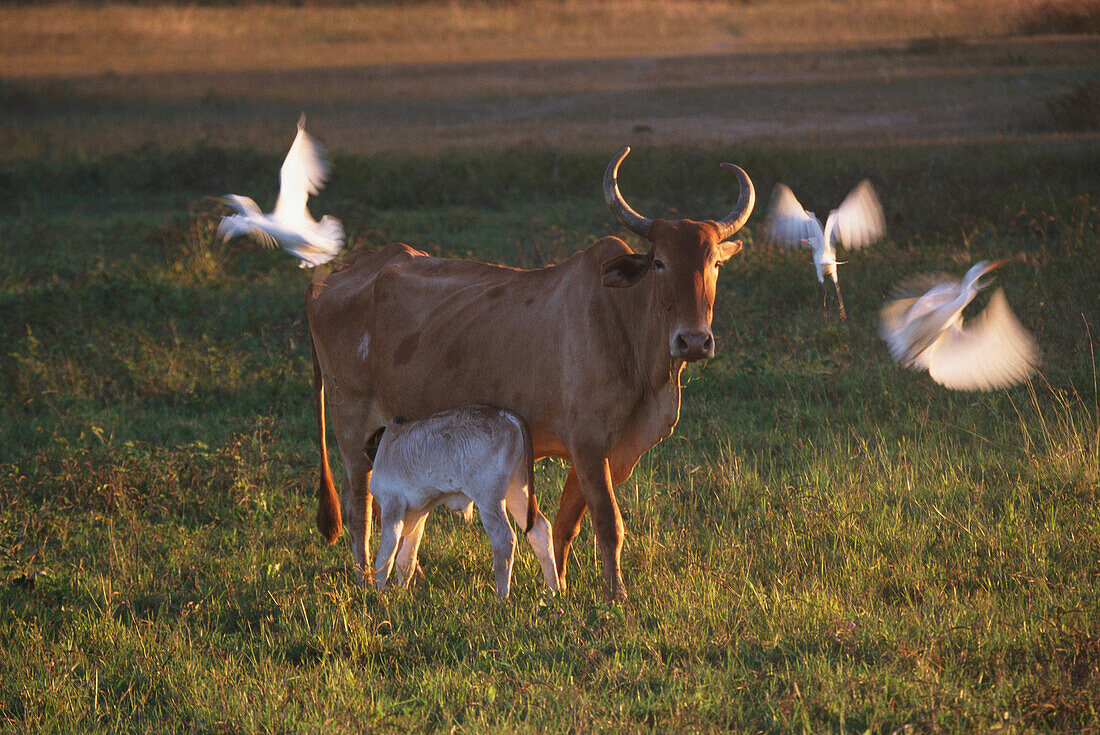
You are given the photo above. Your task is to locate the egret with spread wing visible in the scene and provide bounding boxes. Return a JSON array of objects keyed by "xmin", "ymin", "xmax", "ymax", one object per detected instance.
[
  {"xmin": 764, "ymin": 180, "xmax": 885, "ymax": 320},
  {"xmin": 218, "ymin": 114, "xmax": 344, "ymax": 268},
  {"xmin": 879, "ymin": 260, "xmax": 1039, "ymax": 391}
]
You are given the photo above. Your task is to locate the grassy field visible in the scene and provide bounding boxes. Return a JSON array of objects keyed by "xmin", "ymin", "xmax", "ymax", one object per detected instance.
[
  {"xmin": 3, "ymin": 138, "xmax": 1098, "ymax": 734},
  {"xmin": 3, "ymin": 1, "xmax": 1100, "ymax": 732}
]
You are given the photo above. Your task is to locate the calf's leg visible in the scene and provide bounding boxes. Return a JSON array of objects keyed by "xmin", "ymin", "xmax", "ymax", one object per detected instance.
[
  {"xmin": 527, "ymin": 513, "xmax": 560, "ymax": 593},
  {"xmin": 394, "ymin": 510, "xmax": 429, "ymax": 587},
  {"xmin": 504, "ymin": 476, "xmax": 559, "ymax": 594},
  {"xmin": 478, "ymin": 500, "xmax": 516, "ymax": 599},
  {"xmin": 374, "ymin": 503, "xmax": 406, "ymax": 591}
]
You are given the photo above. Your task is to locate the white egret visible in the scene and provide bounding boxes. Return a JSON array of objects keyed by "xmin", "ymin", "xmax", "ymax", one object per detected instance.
[
  {"xmin": 879, "ymin": 260, "xmax": 1039, "ymax": 391},
  {"xmin": 764, "ymin": 180, "xmax": 886, "ymax": 320},
  {"xmin": 218, "ymin": 114, "xmax": 344, "ymax": 268}
]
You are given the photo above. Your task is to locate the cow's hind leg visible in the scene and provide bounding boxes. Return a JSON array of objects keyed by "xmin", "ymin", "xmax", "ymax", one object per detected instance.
[
  {"xmin": 330, "ymin": 403, "xmax": 383, "ymax": 583},
  {"xmin": 478, "ymin": 499, "xmax": 516, "ymax": 599},
  {"xmin": 340, "ymin": 453, "xmax": 375, "ymax": 584},
  {"xmin": 552, "ymin": 466, "xmax": 587, "ymax": 594}
]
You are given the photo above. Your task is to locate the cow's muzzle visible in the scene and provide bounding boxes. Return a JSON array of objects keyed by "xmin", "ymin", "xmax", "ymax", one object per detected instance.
[{"xmin": 672, "ymin": 330, "xmax": 715, "ymax": 361}]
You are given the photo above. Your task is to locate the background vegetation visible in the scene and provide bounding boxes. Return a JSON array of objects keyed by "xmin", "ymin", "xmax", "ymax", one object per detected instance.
[
  {"xmin": 4, "ymin": 0, "xmax": 1100, "ymax": 77},
  {"xmin": 2, "ymin": 1, "xmax": 1098, "ymax": 732}
]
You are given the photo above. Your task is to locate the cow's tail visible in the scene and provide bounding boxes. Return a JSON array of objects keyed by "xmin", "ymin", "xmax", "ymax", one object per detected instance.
[
  {"xmin": 519, "ymin": 414, "xmax": 537, "ymax": 534},
  {"xmin": 312, "ymin": 336, "xmax": 342, "ymax": 545}
]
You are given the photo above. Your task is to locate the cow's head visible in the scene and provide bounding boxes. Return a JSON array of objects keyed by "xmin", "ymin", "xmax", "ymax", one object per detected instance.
[{"xmin": 600, "ymin": 147, "xmax": 754, "ymax": 361}]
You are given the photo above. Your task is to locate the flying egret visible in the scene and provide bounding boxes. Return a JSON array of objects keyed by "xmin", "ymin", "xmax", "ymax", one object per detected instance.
[
  {"xmin": 218, "ymin": 114, "xmax": 344, "ymax": 268},
  {"xmin": 764, "ymin": 180, "xmax": 886, "ymax": 320},
  {"xmin": 878, "ymin": 260, "xmax": 1040, "ymax": 391}
]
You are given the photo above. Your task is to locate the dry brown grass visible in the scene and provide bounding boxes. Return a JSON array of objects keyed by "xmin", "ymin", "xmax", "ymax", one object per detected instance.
[
  {"xmin": 2, "ymin": 1, "xmax": 1096, "ymax": 158},
  {"xmin": 0, "ymin": 0, "xmax": 1071, "ymax": 78}
]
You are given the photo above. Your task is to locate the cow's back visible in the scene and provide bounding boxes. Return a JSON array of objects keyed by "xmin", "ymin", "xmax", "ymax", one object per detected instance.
[{"xmin": 306, "ymin": 243, "xmax": 427, "ymax": 333}]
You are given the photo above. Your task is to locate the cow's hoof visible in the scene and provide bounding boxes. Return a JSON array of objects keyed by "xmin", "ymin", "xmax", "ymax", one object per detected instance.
[{"xmin": 603, "ymin": 585, "xmax": 628, "ymax": 604}]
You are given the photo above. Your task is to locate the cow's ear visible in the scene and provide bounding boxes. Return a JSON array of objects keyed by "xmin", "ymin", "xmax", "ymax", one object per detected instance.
[
  {"xmin": 601, "ymin": 252, "xmax": 652, "ymax": 288},
  {"xmin": 717, "ymin": 239, "xmax": 743, "ymax": 262}
]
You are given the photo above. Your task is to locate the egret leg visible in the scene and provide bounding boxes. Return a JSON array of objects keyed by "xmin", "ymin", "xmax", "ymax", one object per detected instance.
[
  {"xmin": 834, "ymin": 279, "xmax": 847, "ymax": 322},
  {"xmin": 822, "ymin": 284, "xmax": 830, "ymax": 321}
]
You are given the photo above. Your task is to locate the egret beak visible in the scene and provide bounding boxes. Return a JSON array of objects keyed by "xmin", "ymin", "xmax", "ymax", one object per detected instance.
[{"xmin": 977, "ymin": 259, "xmax": 1004, "ymax": 288}]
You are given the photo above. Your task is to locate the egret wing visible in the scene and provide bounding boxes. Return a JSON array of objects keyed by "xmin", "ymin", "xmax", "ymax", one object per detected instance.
[
  {"xmin": 926, "ymin": 288, "xmax": 1039, "ymax": 391},
  {"xmin": 282, "ymin": 215, "xmax": 345, "ymax": 268},
  {"xmin": 221, "ymin": 194, "xmax": 263, "ymax": 217},
  {"xmin": 832, "ymin": 179, "xmax": 885, "ymax": 250},
  {"xmin": 764, "ymin": 183, "xmax": 817, "ymax": 248},
  {"xmin": 218, "ymin": 215, "xmax": 279, "ymax": 249},
  {"xmin": 217, "ymin": 214, "xmax": 250, "ymax": 242},
  {"xmin": 879, "ymin": 295, "xmax": 922, "ymax": 358},
  {"xmin": 879, "ymin": 275, "xmax": 963, "ymax": 368},
  {"xmin": 879, "ymin": 296, "xmax": 950, "ymax": 369},
  {"xmin": 273, "ymin": 116, "xmax": 330, "ymax": 224}
]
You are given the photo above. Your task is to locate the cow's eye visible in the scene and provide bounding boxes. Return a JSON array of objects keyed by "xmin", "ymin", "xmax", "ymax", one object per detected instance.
[{"xmin": 653, "ymin": 259, "xmax": 666, "ymax": 272}]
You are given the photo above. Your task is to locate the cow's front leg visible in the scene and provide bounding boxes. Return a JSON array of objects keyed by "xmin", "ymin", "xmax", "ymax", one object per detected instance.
[
  {"xmin": 552, "ymin": 466, "xmax": 586, "ymax": 594},
  {"xmin": 571, "ymin": 450, "xmax": 626, "ymax": 602}
]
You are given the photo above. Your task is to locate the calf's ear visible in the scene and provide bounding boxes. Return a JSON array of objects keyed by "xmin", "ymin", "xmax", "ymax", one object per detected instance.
[
  {"xmin": 362, "ymin": 426, "xmax": 386, "ymax": 466},
  {"xmin": 601, "ymin": 252, "xmax": 652, "ymax": 288},
  {"xmin": 717, "ymin": 239, "xmax": 743, "ymax": 262}
]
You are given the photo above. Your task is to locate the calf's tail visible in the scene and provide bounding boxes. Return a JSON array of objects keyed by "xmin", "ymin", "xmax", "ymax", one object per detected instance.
[
  {"xmin": 520, "ymin": 415, "xmax": 537, "ymax": 534},
  {"xmin": 312, "ymin": 336, "xmax": 342, "ymax": 544}
]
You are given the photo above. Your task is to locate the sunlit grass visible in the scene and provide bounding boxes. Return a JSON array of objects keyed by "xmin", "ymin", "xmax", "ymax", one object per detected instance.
[{"xmin": 1, "ymin": 137, "xmax": 1098, "ymax": 731}]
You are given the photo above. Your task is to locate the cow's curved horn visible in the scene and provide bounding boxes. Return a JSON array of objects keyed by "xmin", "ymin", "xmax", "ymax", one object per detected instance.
[
  {"xmin": 713, "ymin": 163, "xmax": 756, "ymax": 241},
  {"xmin": 603, "ymin": 147, "xmax": 653, "ymax": 238}
]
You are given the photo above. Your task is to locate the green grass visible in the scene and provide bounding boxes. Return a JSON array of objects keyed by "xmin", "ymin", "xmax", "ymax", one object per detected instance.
[{"xmin": 2, "ymin": 140, "xmax": 1098, "ymax": 732}]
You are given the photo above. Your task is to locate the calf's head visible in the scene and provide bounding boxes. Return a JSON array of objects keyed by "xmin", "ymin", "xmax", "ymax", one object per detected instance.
[{"xmin": 601, "ymin": 147, "xmax": 754, "ymax": 361}]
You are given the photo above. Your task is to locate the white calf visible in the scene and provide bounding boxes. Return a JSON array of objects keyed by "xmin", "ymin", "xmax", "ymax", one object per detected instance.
[{"xmin": 366, "ymin": 405, "xmax": 560, "ymax": 598}]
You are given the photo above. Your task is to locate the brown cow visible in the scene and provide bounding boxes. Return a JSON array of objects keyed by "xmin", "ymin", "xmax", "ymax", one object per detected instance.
[{"xmin": 307, "ymin": 147, "xmax": 754, "ymax": 601}]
